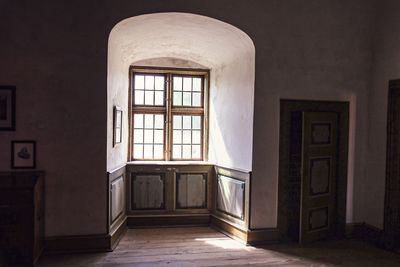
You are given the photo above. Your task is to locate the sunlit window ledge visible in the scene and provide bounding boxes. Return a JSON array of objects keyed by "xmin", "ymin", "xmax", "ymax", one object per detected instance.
[{"xmin": 127, "ymin": 161, "xmax": 213, "ymax": 166}]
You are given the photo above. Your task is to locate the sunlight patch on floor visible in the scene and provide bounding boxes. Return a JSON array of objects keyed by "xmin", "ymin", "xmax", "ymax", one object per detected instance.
[{"xmin": 195, "ymin": 237, "xmax": 254, "ymax": 250}]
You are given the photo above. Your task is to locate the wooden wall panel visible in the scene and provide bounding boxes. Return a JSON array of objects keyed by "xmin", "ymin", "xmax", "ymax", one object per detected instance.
[
  {"xmin": 217, "ymin": 175, "xmax": 245, "ymax": 220},
  {"xmin": 131, "ymin": 174, "xmax": 165, "ymax": 210},
  {"xmin": 176, "ymin": 173, "xmax": 207, "ymax": 209},
  {"xmin": 110, "ymin": 176, "xmax": 124, "ymax": 223}
]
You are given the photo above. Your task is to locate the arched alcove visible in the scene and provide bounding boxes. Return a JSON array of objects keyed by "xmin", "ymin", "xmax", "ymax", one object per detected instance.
[{"xmin": 107, "ymin": 13, "xmax": 255, "ymax": 171}]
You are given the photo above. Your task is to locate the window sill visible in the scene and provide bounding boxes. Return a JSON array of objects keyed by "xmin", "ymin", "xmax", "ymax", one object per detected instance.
[{"xmin": 127, "ymin": 161, "xmax": 213, "ymax": 166}]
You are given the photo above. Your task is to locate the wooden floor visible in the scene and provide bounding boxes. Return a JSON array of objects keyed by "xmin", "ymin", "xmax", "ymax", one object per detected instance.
[{"xmin": 37, "ymin": 227, "xmax": 400, "ymax": 267}]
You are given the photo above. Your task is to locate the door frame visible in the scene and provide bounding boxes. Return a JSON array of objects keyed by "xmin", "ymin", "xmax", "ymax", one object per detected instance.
[{"xmin": 278, "ymin": 100, "xmax": 349, "ymax": 242}]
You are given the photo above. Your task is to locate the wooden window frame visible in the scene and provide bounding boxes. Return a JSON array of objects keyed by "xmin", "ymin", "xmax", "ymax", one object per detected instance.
[{"xmin": 129, "ymin": 66, "xmax": 209, "ymax": 161}]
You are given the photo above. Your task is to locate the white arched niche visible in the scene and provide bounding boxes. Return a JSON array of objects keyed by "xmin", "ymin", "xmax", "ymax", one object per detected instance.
[{"xmin": 107, "ymin": 13, "xmax": 255, "ymax": 172}]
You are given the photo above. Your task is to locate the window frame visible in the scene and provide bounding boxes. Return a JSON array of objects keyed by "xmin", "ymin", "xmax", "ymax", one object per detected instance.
[{"xmin": 129, "ymin": 66, "xmax": 209, "ymax": 161}]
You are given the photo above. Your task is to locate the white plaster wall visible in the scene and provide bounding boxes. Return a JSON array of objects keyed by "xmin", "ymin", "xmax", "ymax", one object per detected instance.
[
  {"xmin": 366, "ymin": 0, "xmax": 400, "ymax": 229},
  {"xmin": 107, "ymin": 13, "xmax": 255, "ymax": 172}
]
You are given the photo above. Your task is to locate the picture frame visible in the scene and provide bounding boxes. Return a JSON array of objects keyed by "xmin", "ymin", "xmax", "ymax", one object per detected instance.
[
  {"xmin": 113, "ymin": 106, "xmax": 123, "ymax": 147},
  {"xmin": 11, "ymin": 141, "xmax": 36, "ymax": 169},
  {"xmin": 0, "ymin": 85, "xmax": 16, "ymax": 131}
]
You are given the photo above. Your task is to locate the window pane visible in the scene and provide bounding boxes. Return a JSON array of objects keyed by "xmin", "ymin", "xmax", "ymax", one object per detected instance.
[
  {"xmin": 154, "ymin": 130, "xmax": 163, "ymax": 144},
  {"xmin": 154, "ymin": 91, "xmax": 164, "ymax": 106},
  {"xmin": 134, "ymin": 75, "xmax": 145, "ymax": 89},
  {"xmin": 192, "ymin": 145, "xmax": 201, "ymax": 159},
  {"xmin": 144, "ymin": 129, "xmax": 153, "ymax": 143},
  {"xmin": 155, "ymin": 76, "xmax": 164, "ymax": 90},
  {"xmin": 134, "ymin": 90, "xmax": 144, "ymax": 105},
  {"xmin": 144, "ymin": 145, "xmax": 153, "ymax": 158},
  {"xmin": 145, "ymin": 76, "xmax": 154, "ymax": 90},
  {"xmin": 134, "ymin": 114, "xmax": 144, "ymax": 128},
  {"xmin": 144, "ymin": 114, "xmax": 154, "ymax": 129},
  {"xmin": 182, "ymin": 130, "xmax": 191, "ymax": 144},
  {"xmin": 182, "ymin": 145, "xmax": 191, "ymax": 158},
  {"xmin": 154, "ymin": 145, "xmax": 163, "ymax": 159},
  {"xmin": 183, "ymin": 116, "xmax": 191, "ymax": 129},
  {"xmin": 192, "ymin": 78, "xmax": 201, "ymax": 91},
  {"xmin": 134, "ymin": 129, "xmax": 143, "ymax": 143},
  {"xmin": 192, "ymin": 92, "xmax": 201, "ymax": 106},
  {"xmin": 154, "ymin": 114, "xmax": 164, "ymax": 129},
  {"xmin": 133, "ymin": 144, "xmax": 143, "ymax": 159},
  {"xmin": 173, "ymin": 92, "xmax": 182, "ymax": 106},
  {"xmin": 173, "ymin": 77, "xmax": 182, "ymax": 91},
  {"xmin": 173, "ymin": 115, "xmax": 182, "ymax": 129},
  {"xmin": 133, "ymin": 113, "xmax": 165, "ymax": 160},
  {"xmin": 192, "ymin": 116, "xmax": 201, "ymax": 129},
  {"xmin": 173, "ymin": 130, "xmax": 182, "ymax": 144},
  {"xmin": 170, "ymin": 115, "xmax": 202, "ymax": 159},
  {"xmin": 173, "ymin": 145, "xmax": 182, "ymax": 159},
  {"xmin": 183, "ymin": 77, "xmax": 192, "ymax": 91},
  {"xmin": 192, "ymin": 130, "xmax": 201, "ymax": 144},
  {"xmin": 183, "ymin": 92, "xmax": 191, "ymax": 106},
  {"xmin": 144, "ymin": 91, "xmax": 154, "ymax": 105}
]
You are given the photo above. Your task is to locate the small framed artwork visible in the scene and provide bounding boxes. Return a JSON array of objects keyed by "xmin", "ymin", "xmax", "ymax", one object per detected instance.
[
  {"xmin": 11, "ymin": 141, "xmax": 36, "ymax": 169},
  {"xmin": 113, "ymin": 106, "xmax": 123, "ymax": 147},
  {"xmin": 0, "ymin": 85, "xmax": 16, "ymax": 131}
]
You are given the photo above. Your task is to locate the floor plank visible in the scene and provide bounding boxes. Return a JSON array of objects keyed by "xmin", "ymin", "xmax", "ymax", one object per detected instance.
[{"xmin": 37, "ymin": 227, "xmax": 400, "ymax": 267}]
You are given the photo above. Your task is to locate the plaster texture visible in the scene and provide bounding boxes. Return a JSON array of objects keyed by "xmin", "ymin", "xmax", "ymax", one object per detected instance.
[{"xmin": 107, "ymin": 13, "xmax": 255, "ymax": 173}]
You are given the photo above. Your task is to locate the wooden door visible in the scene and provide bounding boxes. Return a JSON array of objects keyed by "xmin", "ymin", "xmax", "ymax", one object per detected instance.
[
  {"xmin": 300, "ymin": 112, "xmax": 338, "ymax": 243},
  {"xmin": 384, "ymin": 80, "xmax": 400, "ymax": 250}
]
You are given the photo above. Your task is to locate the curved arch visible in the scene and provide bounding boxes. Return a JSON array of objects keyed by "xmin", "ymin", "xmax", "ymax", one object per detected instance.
[{"xmin": 107, "ymin": 13, "xmax": 255, "ymax": 171}]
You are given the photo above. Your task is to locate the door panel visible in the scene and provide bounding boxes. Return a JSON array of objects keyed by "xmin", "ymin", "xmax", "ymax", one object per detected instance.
[
  {"xmin": 300, "ymin": 112, "xmax": 338, "ymax": 243},
  {"xmin": 385, "ymin": 81, "xmax": 400, "ymax": 249}
]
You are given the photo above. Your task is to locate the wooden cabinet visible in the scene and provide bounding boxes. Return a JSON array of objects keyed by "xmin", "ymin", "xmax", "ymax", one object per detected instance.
[{"xmin": 0, "ymin": 171, "xmax": 44, "ymax": 265}]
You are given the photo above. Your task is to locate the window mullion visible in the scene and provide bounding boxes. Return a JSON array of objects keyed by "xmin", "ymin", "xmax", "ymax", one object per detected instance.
[{"xmin": 166, "ymin": 73, "xmax": 173, "ymax": 160}]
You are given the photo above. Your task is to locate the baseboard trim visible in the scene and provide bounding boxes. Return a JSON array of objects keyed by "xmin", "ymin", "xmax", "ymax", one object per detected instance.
[
  {"xmin": 247, "ymin": 228, "xmax": 280, "ymax": 245},
  {"xmin": 45, "ymin": 217, "xmax": 127, "ymax": 254},
  {"xmin": 45, "ymin": 234, "xmax": 111, "ymax": 254},
  {"xmin": 110, "ymin": 217, "xmax": 127, "ymax": 250},
  {"xmin": 210, "ymin": 215, "xmax": 280, "ymax": 245},
  {"xmin": 346, "ymin": 222, "xmax": 383, "ymax": 245},
  {"xmin": 127, "ymin": 214, "xmax": 211, "ymax": 228},
  {"xmin": 210, "ymin": 215, "xmax": 248, "ymax": 243}
]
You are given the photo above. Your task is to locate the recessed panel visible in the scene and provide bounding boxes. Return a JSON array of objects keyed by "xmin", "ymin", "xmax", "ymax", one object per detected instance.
[
  {"xmin": 110, "ymin": 176, "xmax": 124, "ymax": 223},
  {"xmin": 176, "ymin": 173, "xmax": 207, "ymax": 209},
  {"xmin": 308, "ymin": 207, "xmax": 329, "ymax": 231},
  {"xmin": 310, "ymin": 158, "xmax": 331, "ymax": 195},
  {"xmin": 131, "ymin": 174, "xmax": 165, "ymax": 210},
  {"xmin": 311, "ymin": 123, "xmax": 331, "ymax": 145},
  {"xmin": 217, "ymin": 175, "xmax": 245, "ymax": 220}
]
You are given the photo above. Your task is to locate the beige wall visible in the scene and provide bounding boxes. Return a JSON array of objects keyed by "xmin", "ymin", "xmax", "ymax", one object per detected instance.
[{"xmin": 0, "ymin": 0, "xmax": 377, "ymax": 236}]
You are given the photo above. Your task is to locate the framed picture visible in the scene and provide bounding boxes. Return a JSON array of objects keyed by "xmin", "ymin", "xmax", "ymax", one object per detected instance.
[
  {"xmin": 0, "ymin": 85, "xmax": 16, "ymax": 131},
  {"xmin": 11, "ymin": 141, "xmax": 36, "ymax": 169},
  {"xmin": 113, "ymin": 106, "xmax": 123, "ymax": 146}
]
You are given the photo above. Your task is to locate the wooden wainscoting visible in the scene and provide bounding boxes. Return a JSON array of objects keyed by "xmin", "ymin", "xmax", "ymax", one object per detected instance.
[
  {"xmin": 126, "ymin": 163, "xmax": 214, "ymax": 228},
  {"xmin": 212, "ymin": 166, "xmax": 250, "ymax": 233},
  {"xmin": 107, "ymin": 165, "xmax": 127, "ymax": 250}
]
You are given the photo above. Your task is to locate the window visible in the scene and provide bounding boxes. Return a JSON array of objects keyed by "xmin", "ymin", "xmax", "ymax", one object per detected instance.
[{"xmin": 130, "ymin": 67, "xmax": 208, "ymax": 161}]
